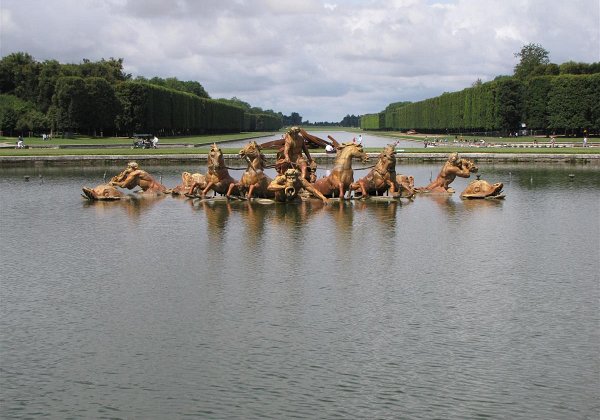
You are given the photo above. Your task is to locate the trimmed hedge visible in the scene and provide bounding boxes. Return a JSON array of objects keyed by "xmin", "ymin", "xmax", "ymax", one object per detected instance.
[
  {"xmin": 115, "ymin": 81, "xmax": 245, "ymax": 135},
  {"xmin": 362, "ymin": 74, "xmax": 600, "ymax": 135}
]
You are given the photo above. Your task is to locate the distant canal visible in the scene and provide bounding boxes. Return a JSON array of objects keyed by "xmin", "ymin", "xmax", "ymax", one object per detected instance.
[
  {"xmin": 215, "ymin": 131, "xmax": 423, "ymax": 149},
  {"xmin": 1, "ymin": 162, "xmax": 598, "ymax": 419}
]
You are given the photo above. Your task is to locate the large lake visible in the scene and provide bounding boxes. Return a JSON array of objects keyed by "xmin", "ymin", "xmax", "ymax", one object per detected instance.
[{"xmin": 1, "ymin": 161, "xmax": 598, "ymax": 419}]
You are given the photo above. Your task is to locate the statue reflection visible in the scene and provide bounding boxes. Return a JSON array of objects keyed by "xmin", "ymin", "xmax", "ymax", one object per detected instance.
[
  {"xmin": 461, "ymin": 197, "xmax": 504, "ymax": 212},
  {"xmin": 364, "ymin": 200, "xmax": 400, "ymax": 229},
  {"xmin": 325, "ymin": 200, "xmax": 357, "ymax": 250},
  {"xmin": 417, "ymin": 193, "xmax": 458, "ymax": 213},
  {"xmin": 270, "ymin": 199, "xmax": 327, "ymax": 236},
  {"xmin": 82, "ymin": 193, "xmax": 166, "ymax": 219},
  {"xmin": 198, "ymin": 199, "xmax": 232, "ymax": 239},
  {"xmin": 241, "ymin": 201, "xmax": 268, "ymax": 249}
]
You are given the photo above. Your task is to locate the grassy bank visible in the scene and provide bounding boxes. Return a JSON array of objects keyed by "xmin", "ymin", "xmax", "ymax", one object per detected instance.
[
  {"xmin": 365, "ymin": 130, "xmax": 599, "ymax": 146},
  {"xmin": 1, "ymin": 146, "xmax": 598, "ymax": 158},
  {"xmin": 1, "ymin": 132, "xmax": 277, "ymax": 147},
  {"xmin": 1, "ymin": 129, "xmax": 598, "ymax": 157}
]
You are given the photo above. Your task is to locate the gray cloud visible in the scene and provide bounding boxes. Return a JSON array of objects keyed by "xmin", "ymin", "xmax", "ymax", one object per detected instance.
[{"xmin": 1, "ymin": 0, "xmax": 598, "ymax": 122}]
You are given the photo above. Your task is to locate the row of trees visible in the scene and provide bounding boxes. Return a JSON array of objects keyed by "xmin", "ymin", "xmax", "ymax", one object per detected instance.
[
  {"xmin": 361, "ymin": 45, "xmax": 600, "ymax": 136},
  {"xmin": 0, "ymin": 52, "xmax": 286, "ymax": 137}
]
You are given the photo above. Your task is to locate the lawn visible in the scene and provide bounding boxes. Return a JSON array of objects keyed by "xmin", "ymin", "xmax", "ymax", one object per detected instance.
[{"xmin": 1, "ymin": 130, "xmax": 597, "ymax": 157}]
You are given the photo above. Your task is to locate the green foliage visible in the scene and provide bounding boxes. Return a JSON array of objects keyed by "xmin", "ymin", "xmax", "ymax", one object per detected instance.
[
  {"xmin": 514, "ymin": 43, "xmax": 550, "ymax": 80},
  {"xmin": 559, "ymin": 61, "xmax": 600, "ymax": 75},
  {"xmin": 0, "ymin": 52, "xmax": 40, "ymax": 104},
  {"xmin": 0, "ymin": 94, "xmax": 42, "ymax": 135},
  {"xmin": 547, "ymin": 74, "xmax": 600, "ymax": 134},
  {"xmin": 49, "ymin": 76, "xmax": 119, "ymax": 135},
  {"xmin": 0, "ymin": 52, "xmax": 276, "ymax": 136},
  {"xmin": 495, "ymin": 78, "xmax": 524, "ymax": 130},
  {"xmin": 340, "ymin": 114, "xmax": 359, "ymax": 127},
  {"xmin": 52, "ymin": 76, "xmax": 87, "ymax": 133},
  {"xmin": 368, "ymin": 67, "xmax": 599, "ymax": 135},
  {"xmin": 114, "ymin": 81, "xmax": 246, "ymax": 136},
  {"xmin": 360, "ymin": 113, "xmax": 383, "ymax": 130},
  {"xmin": 524, "ymin": 76, "xmax": 552, "ymax": 130},
  {"xmin": 145, "ymin": 76, "xmax": 210, "ymax": 98},
  {"xmin": 216, "ymin": 97, "xmax": 251, "ymax": 110},
  {"xmin": 283, "ymin": 112, "xmax": 302, "ymax": 126}
]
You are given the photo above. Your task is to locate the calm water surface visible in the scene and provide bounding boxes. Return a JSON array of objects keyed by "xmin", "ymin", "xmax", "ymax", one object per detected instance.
[
  {"xmin": 215, "ymin": 131, "xmax": 421, "ymax": 149},
  {"xmin": 1, "ymin": 161, "xmax": 599, "ymax": 419}
]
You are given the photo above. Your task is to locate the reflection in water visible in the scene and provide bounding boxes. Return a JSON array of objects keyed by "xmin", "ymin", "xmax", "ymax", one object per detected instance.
[
  {"xmin": 241, "ymin": 201, "xmax": 268, "ymax": 247},
  {"xmin": 198, "ymin": 199, "xmax": 233, "ymax": 257},
  {"xmin": 461, "ymin": 197, "xmax": 505, "ymax": 212},
  {"xmin": 82, "ymin": 193, "xmax": 167, "ymax": 219},
  {"xmin": 415, "ymin": 193, "xmax": 458, "ymax": 213},
  {"xmin": 363, "ymin": 200, "xmax": 400, "ymax": 230},
  {"xmin": 269, "ymin": 200, "xmax": 327, "ymax": 237},
  {"xmin": 2, "ymin": 163, "xmax": 599, "ymax": 420}
]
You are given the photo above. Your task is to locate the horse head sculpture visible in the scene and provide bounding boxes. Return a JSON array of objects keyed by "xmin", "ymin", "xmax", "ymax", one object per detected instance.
[
  {"xmin": 350, "ymin": 143, "xmax": 403, "ymax": 198},
  {"xmin": 313, "ymin": 142, "xmax": 370, "ymax": 199},
  {"xmin": 198, "ymin": 143, "xmax": 237, "ymax": 197},
  {"xmin": 226, "ymin": 141, "xmax": 273, "ymax": 199}
]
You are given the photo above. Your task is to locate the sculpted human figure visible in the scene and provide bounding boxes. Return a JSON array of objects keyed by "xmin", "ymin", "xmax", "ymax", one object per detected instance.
[
  {"xmin": 109, "ymin": 161, "xmax": 169, "ymax": 193},
  {"xmin": 417, "ymin": 152, "xmax": 477, "ymax": 193},
  {"xmin": 267, "ymin": 168, "xmax": 329, "ymax": 203},
  {"xmin": 276, "ymin": 126, "xmax": 314, "ymax": 181}
]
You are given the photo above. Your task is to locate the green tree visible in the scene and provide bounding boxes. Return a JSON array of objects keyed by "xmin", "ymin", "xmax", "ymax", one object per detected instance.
[
  {"xmin": 217, "ymin": 97, "xmax": 251, "ymax": 110},
  {"xmin": 0, "ymin": 52, "xmax": 40, "ymax": 103},
  {"xmin": 148, "ymin": 76, "xmax": 210, "ymax": 98},
  {"xmin": 36, "ymin": 60, "xmax": 62, "ymax": 113},
  {"xmin": 524, "ymin": 76, "xmax": 552, "ymax": 130},
  {"xmin": 514, "ymin": 43, "xmax": 550, "ymax": 79},
  {"xmin": 547, "ymin": 74, "xmax": 598, "ymax": 135},
  {"xmin": 83, "ymin": 77, "xmax": 119, "ymax": 136},
  {"xmin": 495, "ymin": 78, "xmax": 524, "ymax": 131},
  {"xmin": 284, "ymin": 112, "xmax": 302, "ymax": 126},
  {"xmin": 79, "ymin": 57, "xmax": 130, "ymax": 83},
  {"xmin": 52, "ymin": 76, "xmax": 87, "ymax": 133}
]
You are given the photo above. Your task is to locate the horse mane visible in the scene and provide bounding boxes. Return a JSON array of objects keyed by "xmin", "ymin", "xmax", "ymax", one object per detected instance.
[{"xmin": 332, "ymin": 142, "xmax": 364, "ymax": 166}]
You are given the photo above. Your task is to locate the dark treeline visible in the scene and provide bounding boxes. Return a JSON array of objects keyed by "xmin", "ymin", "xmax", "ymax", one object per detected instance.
[
  {"xmin": 361, "ymin": 44, "xmax": 600, "ymax": 136},
  {"xmin": 300, "ymin": 115, "xmax": 360, "ymax": 127},
  {"xmin": 0, "ymin": 53, "xmax": 287, "ymax": 137}
]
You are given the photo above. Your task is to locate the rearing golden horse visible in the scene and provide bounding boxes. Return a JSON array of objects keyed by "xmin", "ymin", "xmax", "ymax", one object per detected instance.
[
  {"xmin": 350, "ymin": 143, "xmax": 400, "ymax": 198},
  {"xmin": 189, "ymin": 143, "xmax": 237, "ymax": 197},
  {"xmin": 226, "ymin": 141, "xmax": 273, "ymax": 199},
  {"xmin": 313, "ymin": 143, "xmax": 369, "ymax": 199}
]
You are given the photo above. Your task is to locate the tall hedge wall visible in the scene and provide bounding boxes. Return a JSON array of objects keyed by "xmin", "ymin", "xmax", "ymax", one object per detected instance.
[
  {"xmin": 115, "ymin": 81, "xmax": 245, "ymax": 135},
  {"xmin": 362, "ymin": 74, "xmax": 600, "ymax": 134}
]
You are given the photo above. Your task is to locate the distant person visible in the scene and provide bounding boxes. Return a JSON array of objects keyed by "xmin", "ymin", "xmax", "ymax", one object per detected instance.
[
  {"xmin": 357, "ymin": 134, "xmax": 363, "ymax": 145},
  {"xmin": 583, "ymin": 136, "xmax": 588, "ymax": 147},
  {"xmin": 152, "ymin": 135, "xmax": 159, "ymax": 148},
  {"xmin": 16, "ymin": 135, "xmax": 24, "ymax": 149}
]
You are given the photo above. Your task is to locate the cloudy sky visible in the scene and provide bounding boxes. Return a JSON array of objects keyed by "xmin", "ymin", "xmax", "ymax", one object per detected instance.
[{"xmin": 1, "ymin": 0, "xmax": 599, "ymax": 122}]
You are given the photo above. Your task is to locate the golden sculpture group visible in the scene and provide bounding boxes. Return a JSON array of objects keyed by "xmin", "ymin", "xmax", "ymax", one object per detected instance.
[{"xmin": 82, "ymin": 127, "xmax": 504, "ymax": 202}]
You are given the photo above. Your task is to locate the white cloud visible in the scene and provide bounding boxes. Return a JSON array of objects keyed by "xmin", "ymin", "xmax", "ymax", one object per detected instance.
[{"xmin": 1, "ymin": 0, "xmax": 598, "ymax": 122}]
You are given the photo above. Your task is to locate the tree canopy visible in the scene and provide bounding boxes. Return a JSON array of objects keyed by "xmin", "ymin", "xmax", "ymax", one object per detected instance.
[{"xmin": 513, "ymin": 43, "xmax": 550, "ymax": 79}]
